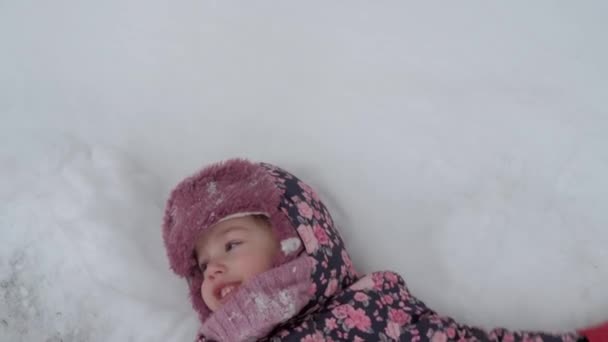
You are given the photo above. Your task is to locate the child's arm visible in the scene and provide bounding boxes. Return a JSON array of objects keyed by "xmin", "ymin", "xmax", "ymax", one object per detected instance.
[
  {"xmin": 410, "ymin": 306, "xmax": 583, "ymax": 342},
  {"xmin": 375, "ymin": 271, "xmax": 599, "ymax": 342},
  {"xmin": 395, "ymin": 273, "xmax": 606, "ymax": 341},
  {"xmin": 408, "ymin": 302, "xmax": 605, "ymax": 342},
  {"xmin": 268, "ymin": 271, "xmax": 595, "ymax": 341}
]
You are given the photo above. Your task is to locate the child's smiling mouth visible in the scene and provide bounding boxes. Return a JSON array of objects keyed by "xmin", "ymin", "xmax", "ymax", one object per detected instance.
[{"xmin": 214, "ymin": 282, "xmax": 241, "ymax": 303}]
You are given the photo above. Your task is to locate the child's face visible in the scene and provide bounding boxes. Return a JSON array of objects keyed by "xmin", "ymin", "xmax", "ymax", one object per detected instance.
[{"xmin": 195, "ymin": 215, "xmax": 279, "ymax": 312}]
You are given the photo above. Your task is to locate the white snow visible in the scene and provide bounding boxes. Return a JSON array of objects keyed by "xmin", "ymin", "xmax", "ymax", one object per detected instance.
[
  {"xmin": 281, "ymin": 238, "xmax": 303, "ymax": 256},
  {"xmin": 1, "ymin": 1, "xmax": 607, "ymax": 341},
  {"xmin": 0, "ymin": 140, "xmax": 199, "ymax": 341},
  {"xmin": 252, "ymin": 290, "xmax": 297, "ymax": 322}
]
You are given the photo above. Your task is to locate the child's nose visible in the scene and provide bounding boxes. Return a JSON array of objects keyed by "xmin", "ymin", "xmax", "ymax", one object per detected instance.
[{"xmin": 204, "ymin": 261, "xmax": 226, "ymax": 279}]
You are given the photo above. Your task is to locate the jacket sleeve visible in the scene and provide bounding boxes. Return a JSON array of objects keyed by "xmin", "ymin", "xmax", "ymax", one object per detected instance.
[
  {"xmin": 410, "ymin": 299, "xmax": 582, "ymax": 342},
  {"xmin": 266, "ymin": 272, "xmax": 583, "ymax": 342}
]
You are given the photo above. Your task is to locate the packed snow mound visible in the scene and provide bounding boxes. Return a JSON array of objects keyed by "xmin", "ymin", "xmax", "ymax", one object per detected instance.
[{"xmin": 0, "ymin": 138, "xmax": 198, "ymax": 342}]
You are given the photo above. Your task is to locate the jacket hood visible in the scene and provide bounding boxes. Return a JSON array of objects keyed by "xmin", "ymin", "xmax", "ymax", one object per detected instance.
[{"xmin": 162, "ymin": 159, "xmax": 358, "ymax": 327}]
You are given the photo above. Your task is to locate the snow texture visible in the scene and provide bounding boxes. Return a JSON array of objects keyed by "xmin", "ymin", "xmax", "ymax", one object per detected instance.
[
  {"xmin": 0, "ymin": 140, "xmax": 199, "ymax": 341},
  {"xmin": 1, "ymin": 1, "xmax": 607, "ymax": 341},
  {"xmin": 281, "ymin": 238, "xmax": 303, "ymax": 256},
  {"xmin": 252, "ymin": 290, "xmax": 297, "ymax": 322}
]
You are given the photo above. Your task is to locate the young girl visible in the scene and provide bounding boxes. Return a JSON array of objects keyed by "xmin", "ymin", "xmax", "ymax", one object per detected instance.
[{"xmin": 162, "ymin": 159, "xmax": 606, "ymax": 341}]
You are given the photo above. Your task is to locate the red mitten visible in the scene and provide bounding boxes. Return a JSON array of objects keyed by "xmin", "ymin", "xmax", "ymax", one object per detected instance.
[{"xmin": 579, "ymin": 321, "xmax": 608, "ymax": 342}]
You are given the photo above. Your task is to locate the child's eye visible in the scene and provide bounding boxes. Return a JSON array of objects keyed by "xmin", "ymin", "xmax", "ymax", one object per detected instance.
[
  {"xmin": 225, "ymin": 241, "xmax": 242, "ymax": 252},
  {"xmin": 199, "ymin": 262, "xmax": 207, "ymax": 273}
]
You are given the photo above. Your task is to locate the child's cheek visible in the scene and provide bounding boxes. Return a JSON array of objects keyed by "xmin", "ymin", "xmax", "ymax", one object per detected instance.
[{"xmin": 200, "ymin": 282, "xmax": 207, "ymax": 300}]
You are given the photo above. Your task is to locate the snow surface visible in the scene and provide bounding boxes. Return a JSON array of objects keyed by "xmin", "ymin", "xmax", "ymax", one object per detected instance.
[{"xmin": 1, "ymin": 1, "xmax": 607, "ymax": 341}]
